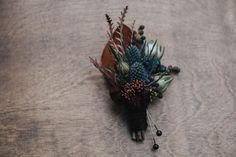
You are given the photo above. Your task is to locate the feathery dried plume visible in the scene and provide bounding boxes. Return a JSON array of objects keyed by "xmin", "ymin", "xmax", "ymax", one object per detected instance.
[
  {"xmin": 105, "ymin": 14, "xmax": 114, "ymax": 38},
  {"xmin": 105, "ymin": 13, "xmax": 123, "ymax": 55},
  {"xmin": 89, "ymin": 57, "xmax": 118, "ymax": 88},
  {"xmin": 116, "ymin": 6, "xmax": 128, "ymax": 53},
  {"xmin": 118, "ymin": 5, "xmax": 128, "ymax": 26},
  {"xmin": 130, "ymin": 20, "xmax": 135, "ymax": 44}
]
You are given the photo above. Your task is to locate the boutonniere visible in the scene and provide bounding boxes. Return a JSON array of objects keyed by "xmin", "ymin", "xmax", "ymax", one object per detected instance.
[{"xmin": 90, "ymin": 6, "xmax": 180, "ymax": 151}]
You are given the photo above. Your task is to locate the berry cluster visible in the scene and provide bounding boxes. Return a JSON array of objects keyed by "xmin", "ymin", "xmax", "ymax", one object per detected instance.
[
  {"xmin": 133, "ymin": 25, "xmax": 146, "ymax": 44},
  {"xmin": 122, "ymin": 80, "xmax": 145, "ymax": 104}
]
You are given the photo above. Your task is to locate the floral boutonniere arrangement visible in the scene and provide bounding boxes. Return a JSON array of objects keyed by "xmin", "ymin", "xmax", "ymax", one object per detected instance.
[{"xmin": 90, "ymin": 6, "xmax": 180, "ymax": 151}]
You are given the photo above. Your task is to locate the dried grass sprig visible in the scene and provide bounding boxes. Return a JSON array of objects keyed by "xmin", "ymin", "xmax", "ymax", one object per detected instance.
[
  {"xmin": 130, "ymin": 20, "xmax": 135, "ymax": 44},
  {"xmin": 89, "ymin": 57, "xmax": 118, "ymax": 88},
  {"xmin": 105, "ymin": 13, "xmax": 123, "ymax": 56},
  {"xmin": 116, "ymin": 6, "xmax": 128, "ymax": 53},
  {"xmin": 117, "ymin": 6, "xmax": 128, "ymax": 26},
  {"xmin": 105, "ymin": 14, "xmax": 114, "ymax": 38}
]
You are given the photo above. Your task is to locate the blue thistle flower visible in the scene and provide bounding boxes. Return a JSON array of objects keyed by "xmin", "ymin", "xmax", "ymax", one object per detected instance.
[
  {"xmin": 142, "ymin": 57, "xmax": 161, "ymax": 75},
  {"xmin": 125, "ymin": 45, "xmax": 141, "ymax": 65},
  {"xmin": 129, "ymin": 62, "xmax": 150, "ymax": 83}
]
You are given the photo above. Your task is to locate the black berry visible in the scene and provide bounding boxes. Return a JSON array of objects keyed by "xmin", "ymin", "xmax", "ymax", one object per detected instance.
[
  {"xmin": 139, "ymin": 25, "xmax": 145, "ymax": 30},
  {"xmin": 156, "ymin": 130, "xmax": 162, "ymax": 136},
  {"xmin": 153, "ymin": 143, "xmax": 159, "ymax": 150}
]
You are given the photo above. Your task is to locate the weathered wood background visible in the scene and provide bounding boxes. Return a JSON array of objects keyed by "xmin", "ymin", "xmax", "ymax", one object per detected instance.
[{"xmin": 0, "ymin": 0, "xmax": 236, "ymax": 157}]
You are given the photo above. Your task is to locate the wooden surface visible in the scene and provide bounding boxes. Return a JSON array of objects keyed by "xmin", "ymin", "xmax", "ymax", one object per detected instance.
[{"xmin": 0, "ymin": 0, "xmax": 236, "ymax": 157}]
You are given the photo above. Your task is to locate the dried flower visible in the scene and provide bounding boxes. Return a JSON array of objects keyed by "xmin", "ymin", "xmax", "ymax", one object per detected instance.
[
  {"xmin": 155, "ymin": 75, "xmax": 173, "ymax": 93},
  {"xmin": 145, "ymin": 40, "xmax": 165, "ymax": 61},
  {"xmin": 122, "ymin": 80, "xmax": 145, "ymax": 105}
]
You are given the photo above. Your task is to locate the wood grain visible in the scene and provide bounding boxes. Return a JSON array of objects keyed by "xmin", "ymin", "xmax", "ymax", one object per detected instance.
[{"xmin": 0, "ymin": 0, "xmax": 236, "ymax": 157}]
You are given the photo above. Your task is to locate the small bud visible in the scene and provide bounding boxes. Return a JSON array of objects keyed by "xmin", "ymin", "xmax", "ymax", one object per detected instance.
[
  {"xmin": 157, "ymin": 75, "xmax": 173, "ymax": 93},
  {"xmin": 138, "ymin": 30, "xmax": 144, "ymax": 35},
  {"xmin": 139, "ymin": 25, "xmax": 145, "ymax": 30},
  {"xmin": 153, "ymin": 73, "xmax": 162, "ymax": 81},
  {"xmin": 117, "ymin": 61, "xmax": 129, "ymax": 75},
  {"xmin": 140, "ymin": 36, "xmax": 146, "ymax": 41}
]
